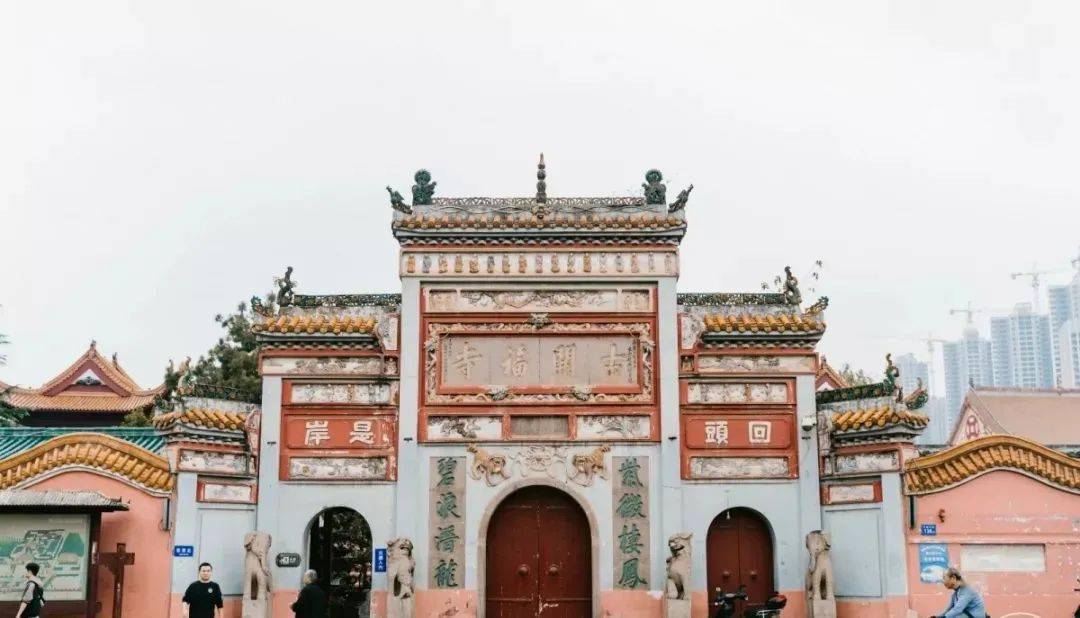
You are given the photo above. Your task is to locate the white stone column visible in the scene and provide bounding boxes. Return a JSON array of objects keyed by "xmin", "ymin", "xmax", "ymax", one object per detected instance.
[
  {"xmin": 657, "ymin": 275, "xmax": 683, "ymax": 589},
  {"xmin": 395, "ymin": 276, "xmax": 422, "ymax": 547}
]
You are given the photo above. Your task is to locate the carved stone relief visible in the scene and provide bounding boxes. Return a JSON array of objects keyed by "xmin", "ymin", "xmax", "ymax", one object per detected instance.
[
  {"xmin": 179, "ymin": 450, "xmax": 252, "ymax": 475},
  {"xmin": 426, "ymin": 416, "xmax": 503, "ymax": 441},
  {"xmin": 262, "ymin": 356, "xmax": 393, "ymax": 376},
  {"xmin": 686, "ymin": 382, "xmax": 788, "ymax": 404},
  {"xmin": 576, "ymin": 415, "xmax": 651, "ymax": 440},
  {"xmin": 833, "ymin": 452, "xmax": 899, "ymax": 475},
  {"xmin": 466, "ymin": 444, "xmax": 611, "ymax": 487},
  {"xmin": 201, "ymin": 482, "xmax": 255, "ymax": 503},
  {"xmin": 424, "ymin": 287, "xmax": 654, "ymax": 313},
  {"xmin": 697, "ymin": 355, "xmax": 815, "ymax": 374},
  {"xmin": 824, "ymin": 484, "xmax": 876, "ymax": 504},
  {"xmin": 403, "ymin": 250, "xmax": 678, "ymax": 278},
  {"xmin": 288, "ymin": 456, "xmax": 388, "ymax": 480},
  {"xmin": 688, "ymin": 456, "xmax": 790, "ymax": 479},
  {"xmin": 290, "ymin": 382, "xmax": 394, "ymax": 405},
  {"xmin": 242, "ymin": 531, "xmax": 272, "ymax": 618},
  {"xmin": 679, "ymin": 315, "xmax": 705, "ymax": 351},
  {"xmin": 425, "ymin": 322, "xmax": 654, "ymax": 405}
]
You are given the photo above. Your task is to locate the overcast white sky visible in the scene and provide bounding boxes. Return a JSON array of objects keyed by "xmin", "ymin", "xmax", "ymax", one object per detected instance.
[{"xmin": 2, "ymin": 1, "xmax": 1078, "ymax": 395}]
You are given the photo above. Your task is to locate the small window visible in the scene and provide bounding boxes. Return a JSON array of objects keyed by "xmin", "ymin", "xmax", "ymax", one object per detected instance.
[{"xmin": 960, "ymin": 544, "xmax": 1045, "ymax": 572}]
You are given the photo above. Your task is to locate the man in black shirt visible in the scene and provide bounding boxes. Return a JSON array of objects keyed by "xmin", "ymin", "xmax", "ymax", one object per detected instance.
[
  {"xmin": 182, "ymin": 562, "xmax": 224, "ymax": 618},
  {"xmin": 291, "ymin": 569, "xmax": 328, "ymax": 618}
]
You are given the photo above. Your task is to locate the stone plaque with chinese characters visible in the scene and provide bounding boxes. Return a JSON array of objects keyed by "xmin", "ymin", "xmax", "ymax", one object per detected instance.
[
  {"xmin": 441, "ymin": 335, "xmax": 637, "ymax": 388},
  {"xmin": 284, "ymin": 417, "xmax": 394, "ymax": 450},
  {"xmin": 289, "ymin": 382, "xmax": 393, "ymax": 405},
  {"xmin": 611, "ymin": 456, "xmax": 650, "ymax": 590},
  {"xmin": 429, "ymin": 457, "xmax": 465, "ymax": 589},
  {"xmin": 683, "ymin": 417, "xmax": 792, "ymax": 449}
]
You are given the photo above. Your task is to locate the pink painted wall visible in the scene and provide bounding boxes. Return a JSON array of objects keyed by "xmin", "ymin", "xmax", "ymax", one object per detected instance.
[
  {"xmin": 906, "ymin": 470, "xmax": 1080, "ymax": 617},
  {"xmin": 28, "ymin": 471, "xmax": 173, "ymax": 618}
]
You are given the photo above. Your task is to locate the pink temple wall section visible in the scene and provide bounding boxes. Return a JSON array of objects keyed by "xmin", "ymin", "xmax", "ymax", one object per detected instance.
[
  {"xmin": 27, "ymin": 471, "xmax": 173, "ymax": 618},
  {"xmin": 906, "ymin": 470, "xmax": 1080, "ymax": 618}
]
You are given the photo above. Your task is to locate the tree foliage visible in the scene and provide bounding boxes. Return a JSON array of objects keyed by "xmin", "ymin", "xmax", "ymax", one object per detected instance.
[
  {"xmin": 162, "ymin": 293, "xmax": 278, "ymax": 405},
  {"xmin": 839, "ymin": 363, "xmax": 874, "ymax": 386}
]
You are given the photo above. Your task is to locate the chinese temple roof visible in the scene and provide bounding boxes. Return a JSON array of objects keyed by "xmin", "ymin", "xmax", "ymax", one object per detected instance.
[
  {"xmin": 0, "ymin": 426, "xmax": 165, "ymax": 459},
  {"xmin": 388, "ymin": 162, "xmax": 690, "ymax": 245},
  {"xmin": 678, "ymin": 282, "xmax": 828, "ymax": 350},
  {"xmin": 0, "ymin": 342, "xmax": 164, "ymax": 414},
  {"xmin": 152, "ymin": 407, "xmax": 248, "ymax": 432},
  {"xmin": 948, "ymin": 387, "xmax": 1080, "ymax": 447},
  {"xmin": 0, "ymin": 432, "xmax": 173, "ymax": 494},
  {"xmin": 905, "ymin": 434, "xmax": 1080, "ymax": 495},
  {"xmin": 0, "ymin": 490, "xmax": 130, "ymax": 512},
  {"xmin": 817, "ymin": 355, "xmax": 929, "ymax": 445},
  {"xmin": 252, "ymin": 285, "xmax": 400, "ymax": 351}
]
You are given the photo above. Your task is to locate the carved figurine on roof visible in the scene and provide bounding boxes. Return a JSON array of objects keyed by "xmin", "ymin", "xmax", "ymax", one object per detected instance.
[
  {"xmin": 782, "ymin": 266, "xmax": 802, "ymax": 305},
  {"xmin": 411, "ymin": 169, "xmax": 436, "ymax": 206},
  {"xmin": 668, "ymin": 184, "xmax": 693, "ymax": 213},
  {"xmin": 387, "ymin": 186, "xmax": 411, "ymax": 215},
  {"xmin": 274, "ymin": 266, "xmax": 297, "ymax": 306},
  {"xmin": 643, "ymin": 169, "xmax": 667, "ymax": 205}
]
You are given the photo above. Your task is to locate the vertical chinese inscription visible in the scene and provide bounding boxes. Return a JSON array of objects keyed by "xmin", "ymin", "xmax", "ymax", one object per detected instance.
[
  {"xmin": 429, "ymin": 456, "xmax": 465, "ymax": 589},
  {"xmin": 612, "ymin": 456, "xmax": 650, "ymax": 590}
]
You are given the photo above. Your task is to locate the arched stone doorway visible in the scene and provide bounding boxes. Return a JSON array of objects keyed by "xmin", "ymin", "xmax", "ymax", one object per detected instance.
[
  {"xmin": 308, "ymin": 507, "xmax": 373, "ymax": 618},
  {"xmin": 706, "ymin": 507, "xmax": 775, "ymax": 616},
  {"xmin": 484, "ymin": 485, "xmax": 592, "ymax": 617}
]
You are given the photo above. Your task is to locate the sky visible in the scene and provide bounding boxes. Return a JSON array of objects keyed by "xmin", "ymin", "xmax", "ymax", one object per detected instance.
[{"xmin": 2, "ymin": 0, "xmax": 1078, "ymax": 395}]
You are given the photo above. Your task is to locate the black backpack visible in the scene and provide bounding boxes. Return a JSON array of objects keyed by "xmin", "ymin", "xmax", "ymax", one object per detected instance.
[{"xmin": 25, "ymin": 580, "xmax": 45, "ymax": 616}]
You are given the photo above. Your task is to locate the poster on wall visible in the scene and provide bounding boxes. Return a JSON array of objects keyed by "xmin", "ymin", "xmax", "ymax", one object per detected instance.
[
  {"xmin": 0, "ymin": 514, "xmax": 90, "ymax": 601},
  {"xmin": 919, "ymin": 543, "xmax": 949, "ymax": 583}
]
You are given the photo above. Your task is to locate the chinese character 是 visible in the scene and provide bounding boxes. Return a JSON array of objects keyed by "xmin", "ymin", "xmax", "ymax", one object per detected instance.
[
  {"xmin": 452, "ymin": 341, "xmax": 483, "ymax": 379},
  {"xmin": 704, "ymin": 420, "xmax": 729, "ymax": 445},
  {"xmin": 436, "ymin": 457, "xmax": 457, "ymax": 486},
  {"xmin": 349, "ymin": 420, "xmax": 375, "ymax": 444},
  {"xmin": 615, "ymin": 493, "xmax": 646, "ymax": 518},
  {"xmin": 304, "ymin": 420, "xmax": 330, "ymax": 446},
  {"xmin": 434, "ymin": 558, "xmax": 458, "ymax": 588},
  {"xmin": 617, "ymin": 557, "xmax": 647, "ymax": 588},
  {"xmin": 552, "ymin": 343, "xmax": 577, "ymax": 376},
  {"xmin": 433, "ymin": 525, "xmax": 460, "ymax": 552},
  {"xmin": 501, "ymin": 344, "xmax": 529, "ymax": 377},
  {"xmin": 435, "ymin": 492, "xmax": 461, "ymax": 519},
  {"xmin": 618, "ymin": 523, "xmax": 643, "ymax": 555},
  {"xmin": 618, "ymin": 457, "xmax": 643, "ymax": 487}
]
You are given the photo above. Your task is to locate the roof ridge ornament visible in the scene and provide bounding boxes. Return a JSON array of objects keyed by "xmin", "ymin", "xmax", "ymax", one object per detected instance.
[
  {"xmin": 668, "ymin": 184, "xmax": 693, "ymax": 213},
  {"xmin": 387, "ymin": 186, "xmax": 411, "ymax": 215},
  {"xmin": 536, "ymin": 153, "xmax": 547, "ymax": 204},
  {"xmin": 412, "ymin": 169, "xmax": 436, "ymax": 206},
  {"xmin": 782, "ymin": 266, "xmax": 802, "ymax": 305},
  {"xmin": 642, "ymin": 169, "xmax": 666, "ymax": 205},
  {"xmin": 274, "ymin": 266, "xmax": 296, "ymax": 306}
]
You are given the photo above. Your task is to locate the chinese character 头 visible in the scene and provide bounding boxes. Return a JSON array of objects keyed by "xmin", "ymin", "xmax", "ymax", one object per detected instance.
[
  {"xmin": 348, "ymin": 420, "xmax": 375, "ymax": 445},
  {"xmin": 304, "ymin": 420, "xmax": 331, "ymax": 446},
  {"xmin": 704, "ymin": 420, "xmax": 729, "ymax": 445}
]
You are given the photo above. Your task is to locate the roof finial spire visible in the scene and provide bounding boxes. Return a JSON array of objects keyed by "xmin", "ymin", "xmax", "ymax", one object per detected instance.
[
  {"xmin": 89, "ymin": 339, "xmax": 97, "ymax": 351},
  {"xmin": 535, "ymin": 153, "xmax": 547, "ymax": 204}
]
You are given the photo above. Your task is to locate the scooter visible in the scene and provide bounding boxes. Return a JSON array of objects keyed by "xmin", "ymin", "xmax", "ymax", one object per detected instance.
[{"xmin": 710, "ymin": 585, "xmax": 788, "ymax": 618}]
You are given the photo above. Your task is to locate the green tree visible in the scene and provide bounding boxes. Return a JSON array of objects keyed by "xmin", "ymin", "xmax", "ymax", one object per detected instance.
[
  {"xmin": 120, "ymin": 407, "xmax": 153, "ymax": 427},
  {"xmin": 839, "ymin": 363, "xmax": 873, "ymax": 386}
]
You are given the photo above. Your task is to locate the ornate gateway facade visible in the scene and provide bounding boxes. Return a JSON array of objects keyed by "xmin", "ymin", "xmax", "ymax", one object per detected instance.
[{"xmin": 248, "ymin": 163, "xmax": 856, "ymax": 618}]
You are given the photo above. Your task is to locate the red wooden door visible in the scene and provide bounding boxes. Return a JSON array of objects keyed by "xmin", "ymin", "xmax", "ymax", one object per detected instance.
[
  {"xmin": 706, "ymin": 508, "xmax": 775, "ymax": 615},
  {"xmin": 486, "ymin": 486, "xmax": 591, "ymax": 617}
]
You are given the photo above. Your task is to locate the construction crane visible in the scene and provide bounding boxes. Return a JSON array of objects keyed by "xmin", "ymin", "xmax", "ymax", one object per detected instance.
[
  {"xmin": 1009, "ymin": 265, "xmax": 1057, "ymax": 312},
  {"xmin": 949, "ymin": 302, "xmax": 983, "ymax": 325}
]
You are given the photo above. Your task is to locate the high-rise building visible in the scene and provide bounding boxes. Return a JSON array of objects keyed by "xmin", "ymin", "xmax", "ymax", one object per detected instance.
[
  {"xmin": 1049, "ymin": 269, "xmax": 1080, "ymax": 387},
  {"xmin": 942, "ymin": 326, "xmax": 993, "ymax": 427},
  {"xmin": 894, "ymin": 353, "xmax": 929, "ymax": 395},
  {"xmin": 990, "ymin": 303, "xmax": 1054, "ymax": 389}
]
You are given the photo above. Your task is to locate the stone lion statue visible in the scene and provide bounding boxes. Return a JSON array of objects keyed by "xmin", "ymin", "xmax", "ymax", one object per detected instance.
[
  {"xmin": 387, "ymin": 537, "xmax": 415, "ymax": 618},
  {"xmin": 806, "ymin": 530, "xmax": 835, "ymax": 602},
  {"xmin": 665, "ymin": 532, "xmax": 693, "ymax": 600},
  {"xmin": 242, "ymin": 531, "xmax": 272, "ymax": 618}
]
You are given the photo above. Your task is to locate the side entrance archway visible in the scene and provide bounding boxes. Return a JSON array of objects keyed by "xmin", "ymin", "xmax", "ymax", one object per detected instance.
[
  {"xmin": 308, "ymin": 507, "xmax": 373, "ymax": 618},
  {"xmin": 485, "ymin": 485, "xmax": 591, "ymax": 618},
  {"xmin": 706, "ymin": 507, "xmax": 775, "ymax": 616}
]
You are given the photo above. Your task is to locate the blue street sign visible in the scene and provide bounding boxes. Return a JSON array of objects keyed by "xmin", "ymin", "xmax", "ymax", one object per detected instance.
[
  {"xmin": 373, "ymin": 548, "xmax": 387, "ymax": 573},
  {"xmin": 920, "ymin": 524, "xmax": 937, "ymax": 536},
  {"xmin": 173, "ymin": 545, "xmax": 195, "ymax": 557}
]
